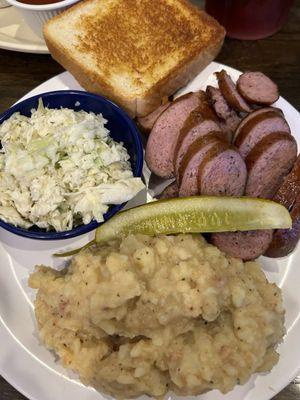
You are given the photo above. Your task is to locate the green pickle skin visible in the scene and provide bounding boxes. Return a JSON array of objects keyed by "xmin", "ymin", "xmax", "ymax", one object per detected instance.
[{"xmin": 95, "ymin": 196, "xmax": 292, "ymax": 243}]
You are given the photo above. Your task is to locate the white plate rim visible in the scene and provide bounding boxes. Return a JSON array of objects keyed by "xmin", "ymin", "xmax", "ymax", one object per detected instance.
[
  {"xmin": 0, "ymin": 37, "xmax": 48, "ymax": 53},
  {"xmin": 0, "ymin": 61, "xmax": 300, "ymax": 400}
]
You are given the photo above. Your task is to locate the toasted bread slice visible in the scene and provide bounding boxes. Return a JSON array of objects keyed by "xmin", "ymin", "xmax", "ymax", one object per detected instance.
[{"xmin": 44, "ymin": 0, "xmax": 225, "ymax": 117}]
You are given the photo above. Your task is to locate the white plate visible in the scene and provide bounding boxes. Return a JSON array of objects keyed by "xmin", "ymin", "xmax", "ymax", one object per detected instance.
[
  {"xmin": 0, "ymin": 6, "xmax": 48, "ymax": 53},
  {"xmin": 1, "ymin": 62, "xmax": 300, "ymax": 400}
]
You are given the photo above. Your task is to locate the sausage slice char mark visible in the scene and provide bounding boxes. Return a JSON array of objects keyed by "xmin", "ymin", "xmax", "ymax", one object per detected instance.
[
  {"xmin": 272, "ymin": 154, "xmax": 300, "ymax": 211},
  {"xmin": 234, "ymin": 109, "xmax": 290, "ymax": 159},
  {"xmin": 215, "ymin": 70, "xmax": 252, "ymax": 113},
  {"xmin": 173, "ymin": 99, "xmax": 223, "ymax": 176},
  {"xmin": 178, "ymin": 133, "xmax": 228, "ymax": 197},
  {"xmin": 265, "ymin": 155, "xmax": 300, "ymax": 258},
  {"xmin": 233, "ymin": 106, "xmax": 283, "ymax": 142},
  {"xmin": 137, "ymin": 101, "xmax": 171, "ymax": 134},
  {"xmin": 146, "ymin": 91, "xmax": 203, "ymax": 178},
  {"xmin": 245, "ymin": 131, "xmax": 297, "ymax": 199},
  {"xmin": 265, "ymin": 192, "xmax": 300, "ymax": 258},
  {"xmin": 206, "ymin": 85, "xmax": 241, "ymax": 142}
]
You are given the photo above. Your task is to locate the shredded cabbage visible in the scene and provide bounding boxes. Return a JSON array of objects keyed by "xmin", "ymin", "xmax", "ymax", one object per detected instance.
[{"xmin": 0, "ymin": 99, "xmax": 144, "ymax": 231}]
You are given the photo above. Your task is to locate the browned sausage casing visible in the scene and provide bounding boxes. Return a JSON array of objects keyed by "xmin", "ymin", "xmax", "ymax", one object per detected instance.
[
  {"xmin": 174, "ymin": 125, "xmax": 222, "ymax": 178},
  {"xmin": 159, "ymin": 181, "xmax": 179, "ymax": 199},
  {"xmin": 173, "ymin": 100, "xmax": 222, "ymax": 176},
  {"xmin": 264, "ymin": 155, "xmax": 300, "ymax": 258},
  {"xmin": 245, "ymin": 132, "xmax": 297, "ymax": 199},
  {"xmin": 146, "ymin": 91, "xmax": 202, "ymax": 178},
  {"xmin": 265, "ymin": 192, "xmax": 300, "ymax": 258},
  {"xmin": 206, "ymin": 85, "xmax": 241, "ymax": 142},
  {"xmin": 178, "ymin": 134, "xmax": 228, "ymax": 197},
  {"xmin": 272, "ymin": 154, "xmax": 300, "ymax": 211},
  {"xmin": 215, "ymin": 70, "xmax": 252, "ymax": 113},
  {"xmin": 137, "ymin": 101, "xmax": 171, "ymax": 134},
  {"xmin": 235, "ymin": 110, "xmax": 290, "ymax": 159},
  {"xmin": 233, "ymin": 106, "xmax": 283, "ymax": 142}
]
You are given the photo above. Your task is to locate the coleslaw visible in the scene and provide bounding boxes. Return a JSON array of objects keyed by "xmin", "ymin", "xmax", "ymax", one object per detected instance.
[{"xmin": 0, "ymin": 100, "xmax": 144, "ymax": 231}]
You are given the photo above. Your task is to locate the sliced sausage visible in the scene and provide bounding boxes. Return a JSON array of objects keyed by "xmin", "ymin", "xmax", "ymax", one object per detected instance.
[
  {"xmin": 219, "ymin": 121, "xmax": 238, "ymax": 143},
  {"xmin": 145, "ymin": 92, "xmax": 202, "ymax": 178},
  {"xmin": 245, "ymin": 132, "xmax": 297, "ymax": 199},
  {"xmin": 206, "ymin": 85, "xmax": 233, "ymax": 120},
  {"xmin": 137, "ymin": 101, "xmax": 171, "ymax": 134},
  {"xmin": 265, "ymin": 155, "xmax": 300, "ymax": 258},
  {"xmin": 233, "ymin": 106, "xmax": 283, "ymax": 142},
  {"xmin": 206, "ymin": 85, "xmax": 241, "ymax": 142},
  {"xmin": 265, "ymin": 192, "xmax": 300, "ymax": 258},
  {"xmin": 198, "ymin": 145, "xmax": 247, "ymax": 196},
  {"xmin": 173, "ymin": 93, "xmax": 223, "ymax": 175},
  {"xmin": 184, "ymin": 91, "xmax": 220, "ymax": 122},
  {"xmin": 174, "ymin": 122, "xmax": 222, "ymax": 176},
  {"xmin": 234, "ymin": 110, "xmax": 290, "ymax": 159},
  {"xmin": 272, "ymin": 154, "xmax": 300, "ymax": 211},
  {"xmin": 178, "ymin": 134, "xmax": 228, "ymax": 197},
  {"xmin": 237, "ymin": 72, "xmax": 279, "ymax": 105},
  {"xmin": 159, "ymin": 181, "xmax": 178, "ymax": 199},
  {"xmin": 211, "ymin": 230, "xmax": 273, "ymax": 261},
  {"xmin": 215, "ymin": 70, "xmax": 252, "ymax": 113}
]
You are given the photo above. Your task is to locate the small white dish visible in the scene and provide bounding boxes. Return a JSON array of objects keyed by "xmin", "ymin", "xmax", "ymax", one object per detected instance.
[
  {"xmin": 0, "ymin": 6, "xmax": 48, "ymax": 53},
  {"xmin": 0, "ymin": 0, "xmax": 10, "ymax": 8},
  {"xmin": 5, "ymin": 0, "xmax": 78, "ymax": 38}
]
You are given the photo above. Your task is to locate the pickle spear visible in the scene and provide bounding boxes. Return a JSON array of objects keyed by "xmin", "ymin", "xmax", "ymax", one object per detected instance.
[
  {"xmin": 95, "ymin": 196, "xmax": 291, "ymax": 243},
  {"xmin": 54, "ymin": 196, "xmax": 291, "ymax": 257}
]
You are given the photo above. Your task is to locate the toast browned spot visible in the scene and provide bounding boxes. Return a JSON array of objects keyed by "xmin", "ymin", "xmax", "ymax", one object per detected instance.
[{"xmin": 44, "ymin": 0, "xmax": 225, "ymax": 117}]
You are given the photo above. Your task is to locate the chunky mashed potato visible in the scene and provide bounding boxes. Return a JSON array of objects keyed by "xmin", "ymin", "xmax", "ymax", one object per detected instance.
[{"xmin": 29, "ymin": 234, "xmax": 285, "ymax": 398}]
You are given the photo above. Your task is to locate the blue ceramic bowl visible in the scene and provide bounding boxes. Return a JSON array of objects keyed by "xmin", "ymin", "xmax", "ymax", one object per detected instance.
[{"xmin": 0, "ymin": 90, "xmax": 143, "ymax": 240}]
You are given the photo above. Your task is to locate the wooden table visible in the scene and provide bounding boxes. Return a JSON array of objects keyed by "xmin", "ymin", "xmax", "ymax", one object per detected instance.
[{"xmin": 0, "ymin": 0, "xmax": 300, "ymax": 399}]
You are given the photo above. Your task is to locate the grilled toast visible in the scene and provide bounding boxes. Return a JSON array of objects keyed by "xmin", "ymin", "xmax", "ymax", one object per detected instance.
[{"xmin": 44, "ymin": 0, "xmax": 225, "ymax": 117}]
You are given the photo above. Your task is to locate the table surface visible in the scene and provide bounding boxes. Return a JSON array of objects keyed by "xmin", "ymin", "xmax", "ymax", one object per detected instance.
[{"xmin": 0, "ymin": 0, "xmax": 300, "ymax": 399}]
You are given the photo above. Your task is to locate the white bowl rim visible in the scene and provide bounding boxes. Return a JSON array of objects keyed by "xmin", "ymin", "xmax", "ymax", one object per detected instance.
[{"xmin": 6, "ymin": 0, "xmax": 78, "ymax": 11}]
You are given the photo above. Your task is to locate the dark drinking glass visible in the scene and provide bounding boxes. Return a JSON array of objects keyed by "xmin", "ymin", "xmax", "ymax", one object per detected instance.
[{"xmin": 205, "ymin": 0, "xmax": 294, "ymax": 40}]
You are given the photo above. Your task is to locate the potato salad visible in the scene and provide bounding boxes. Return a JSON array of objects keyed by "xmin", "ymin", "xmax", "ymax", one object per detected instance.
[{"xmin": 0, "ymin": 100, "xmax": 144, "ymax": 231}]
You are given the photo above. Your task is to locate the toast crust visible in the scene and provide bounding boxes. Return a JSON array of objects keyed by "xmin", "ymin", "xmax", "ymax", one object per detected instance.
[{"xmin": 44, "ymin": 0, "xmax": 225, "ymax": 117}]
